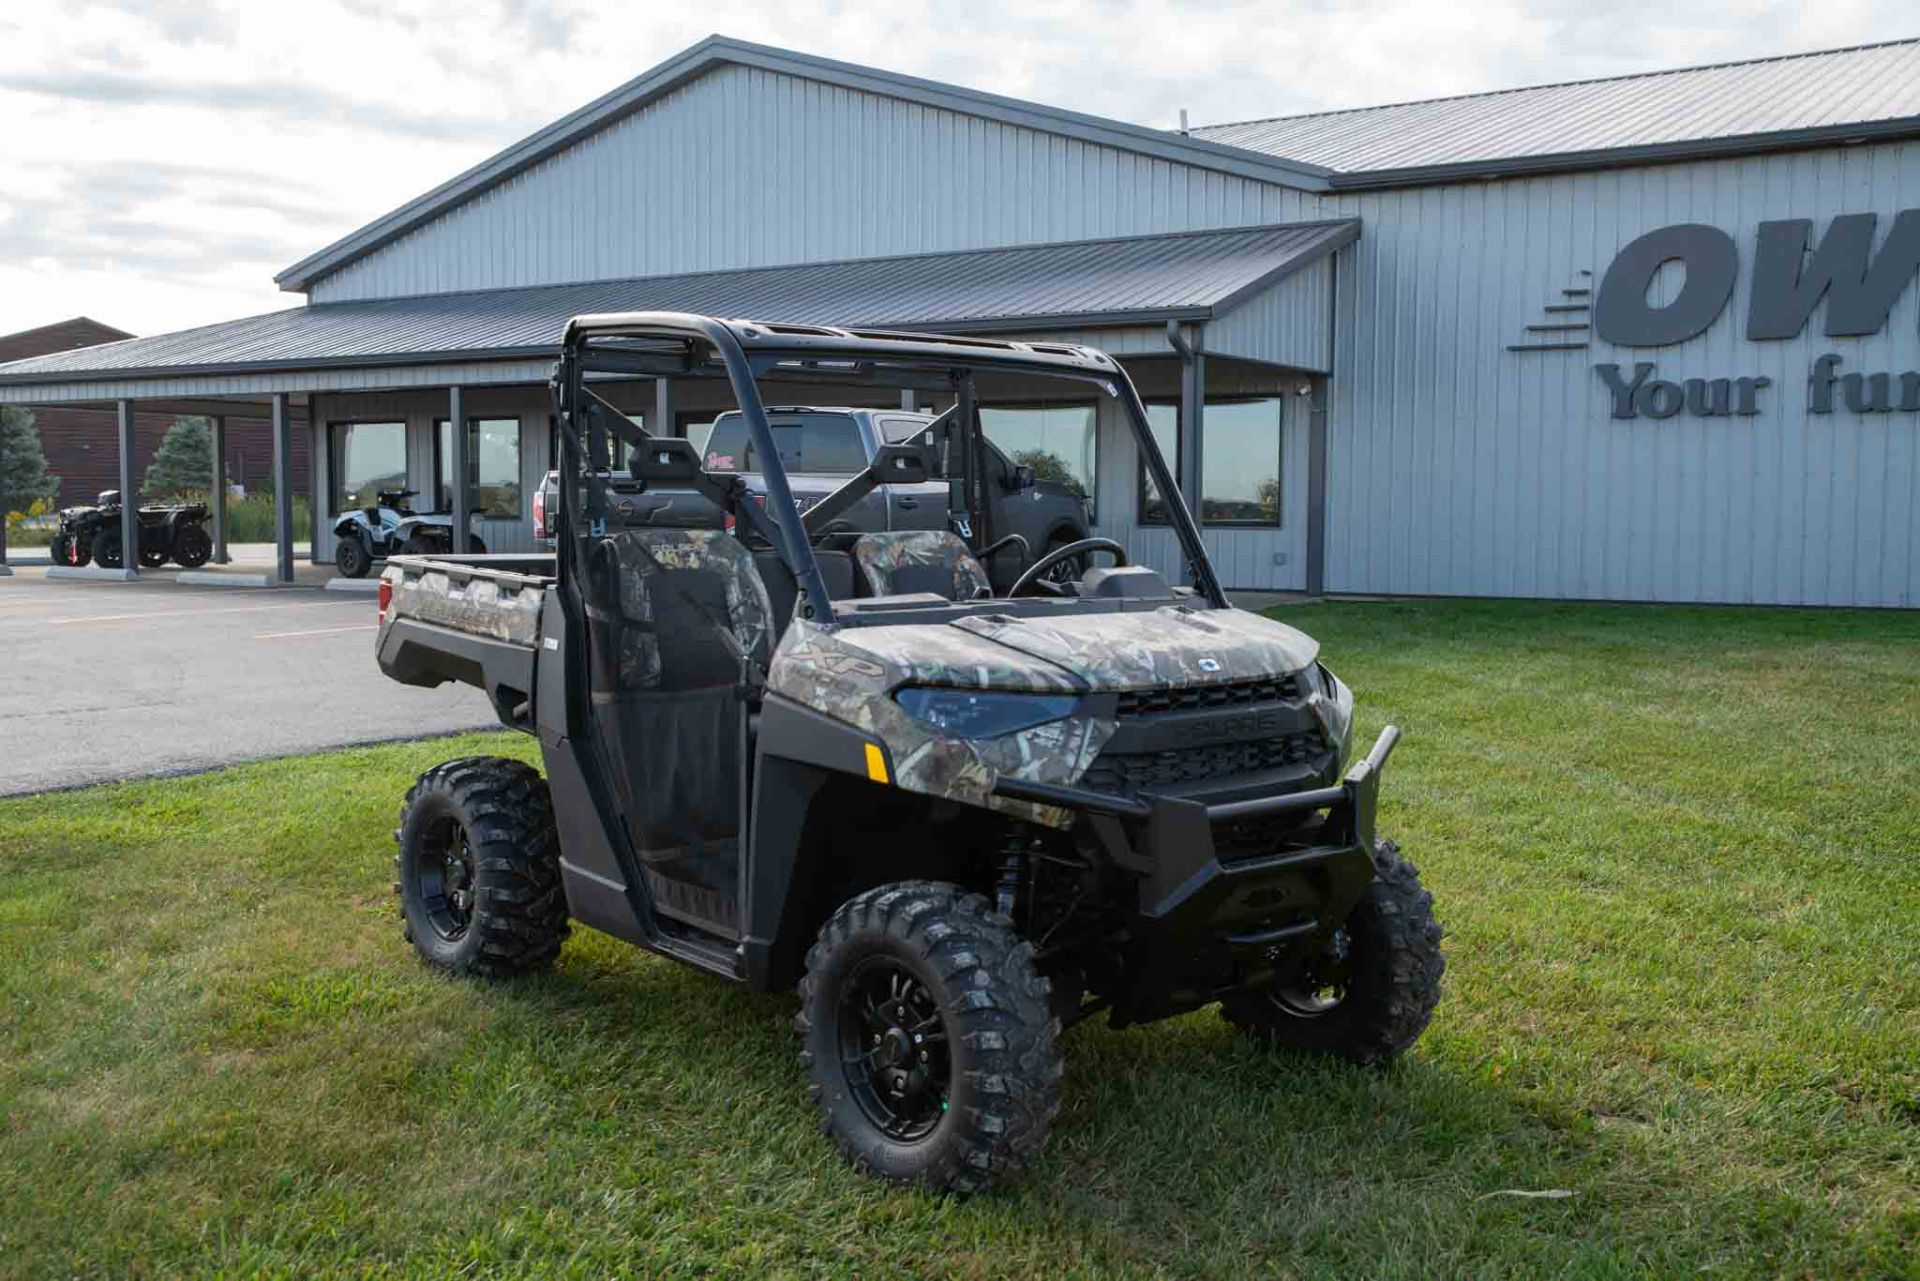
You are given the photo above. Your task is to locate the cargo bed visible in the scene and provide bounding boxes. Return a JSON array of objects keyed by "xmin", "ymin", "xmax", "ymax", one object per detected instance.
[{"xmin": 376, "ymin": 554, "xmax": 557, "ymax": 731}]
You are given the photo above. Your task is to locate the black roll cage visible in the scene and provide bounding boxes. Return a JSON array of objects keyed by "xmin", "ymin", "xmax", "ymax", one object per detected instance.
[{"xmin": 551, "ymin": 311, "xmax": 1229, "ymax": 621}]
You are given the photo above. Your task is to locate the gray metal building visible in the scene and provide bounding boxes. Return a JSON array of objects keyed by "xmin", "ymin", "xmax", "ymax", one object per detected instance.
[{"xmin": 2, "ymin": 35, "xmax": 1915, "ymax": 606}]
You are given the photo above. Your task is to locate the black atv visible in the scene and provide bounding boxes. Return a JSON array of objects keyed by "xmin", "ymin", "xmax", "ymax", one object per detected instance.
[
  {"xmin": 330, "ymin": 488, "xmax": 485, "ymax": 578},
  {"xmin": 375, "ymin": 314, "xmax": 1444, "ymax": 1196},
  {"xmin": 50, "ymin": 490, "xmax": 213, "ymax": 569}
]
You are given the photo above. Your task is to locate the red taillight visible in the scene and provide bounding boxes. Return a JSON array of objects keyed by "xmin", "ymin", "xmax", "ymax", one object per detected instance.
[
  {"xmin": 532, "ymin": 485, "xmax": 547, "ymax": 538},
  {"xmin": 723, "ymin": 511, "xmax": 736, "ymax": 534},
  {"xmin": 377, "ymin": 575, "xmax": 392, "ymax": 625}
]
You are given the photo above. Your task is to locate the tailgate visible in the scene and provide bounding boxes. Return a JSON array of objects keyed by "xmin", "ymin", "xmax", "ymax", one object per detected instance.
[{"xmin": 381, "ymin": 554, "xmax": 552, "ymax": 647}]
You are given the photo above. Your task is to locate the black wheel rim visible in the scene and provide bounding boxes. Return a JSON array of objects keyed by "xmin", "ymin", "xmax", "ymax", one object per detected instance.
[
  {"xmin": 837, "ymin": 955, "xmax": 952, "ymax": 1142},
  {"xmin": 415, "ymin": 816, "xmax": 477, "ymax": 942},
  {"xmin": 1271, "ymin": 929, "xmax": 1353, "ymax": 1019}
]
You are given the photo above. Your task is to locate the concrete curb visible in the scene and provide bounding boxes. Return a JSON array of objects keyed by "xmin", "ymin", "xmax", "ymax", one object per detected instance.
[
  {"xmin": 177, "ymin": 571, "xmax": 274, "ymax": 588},
  {"xmin": 46, "ymin": 565, "xmax": 139, "ymax": 582},
  {"xmin": 324, "ymin": 577, "xmax": 383, "ymax": 594},
  {"xmin": 0, "ymin": 565, "xmax": 11, "ymax": 576}
]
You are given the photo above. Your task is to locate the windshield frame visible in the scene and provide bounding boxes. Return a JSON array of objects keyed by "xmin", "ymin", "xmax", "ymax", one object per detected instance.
[{"xmin": 555, "ymin": 313, "xmax": 1227, "ymax": 623}]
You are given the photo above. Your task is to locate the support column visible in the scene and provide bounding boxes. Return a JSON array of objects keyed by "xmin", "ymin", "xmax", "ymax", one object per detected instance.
[
  {"xmin": 654, "ymin": 377, "xmax": 675, "ymax": 437},
  {"xmin": 1305, "ymin": 376, "xmax": 1329, "ymax": 597},
  {"xmin": 448, "ymin": 386, "xmax": 469, "ymax": 551},
  {"xmin": 270, "ymin": 392, "xmax": 294, "ymax": 584},
  {"xmin": 118, "ymin": 399, "xmax": 139, "ymax": 579},
  {"xmin": 899, "ymin": 390, "xmax": 918, "ymax": 412},
  {"xmin": 210, "ymin": 414, "xmax": 230, "ymax": 564}
]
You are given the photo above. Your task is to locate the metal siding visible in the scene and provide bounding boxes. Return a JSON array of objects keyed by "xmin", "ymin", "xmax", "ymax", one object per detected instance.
[
  {"xmin": 1209, "ymin": 262, "xmax": 1333, "ymax": 371},
  {"xmin": 1195, "ymin": 39, "xmax": 1920, "ymax": 173},
  {"xmin": 310, "ymin": 65, "xmax": 1324, "ymax": 303},
  {"xmin": 1324, "ymin": 138, "xmax": 1920, "ymax": 607}
]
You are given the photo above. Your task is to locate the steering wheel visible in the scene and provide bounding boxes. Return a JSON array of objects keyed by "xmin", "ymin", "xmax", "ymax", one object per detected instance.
[{"xmin": 1008, "ymin": 537, "xmax": 1128, "ymax": 597}]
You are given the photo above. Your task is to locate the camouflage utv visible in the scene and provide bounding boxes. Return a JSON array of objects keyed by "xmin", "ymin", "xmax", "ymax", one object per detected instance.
[{"xmin": 376, "ymin": 313, "xmax": 1443, "ymax": 1195}]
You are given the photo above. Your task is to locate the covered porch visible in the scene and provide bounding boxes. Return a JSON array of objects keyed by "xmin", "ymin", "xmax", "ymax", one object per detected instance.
[{"xmin": 0, "ymin": 219, "xmax": 1353, "ymax": 590}]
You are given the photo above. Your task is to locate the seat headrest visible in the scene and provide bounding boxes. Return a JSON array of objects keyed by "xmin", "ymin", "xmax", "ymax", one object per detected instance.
[{"xmin": 628, "ymin": 436, "xmax": 703, "ymax": 485}]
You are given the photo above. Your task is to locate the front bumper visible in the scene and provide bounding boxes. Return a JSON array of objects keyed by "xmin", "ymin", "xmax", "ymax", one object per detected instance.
[{"xmin": 992, "ymin": 726, "xmax": 1401, "ymax": 1018}]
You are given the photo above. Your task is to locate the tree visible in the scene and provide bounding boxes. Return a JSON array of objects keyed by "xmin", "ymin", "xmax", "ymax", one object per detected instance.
[
  {"xmin": 1012, "ymin": 448, "xmax": 1085, "ymax": 498},
  {"xmin": 143, "ymin": 416, "xmax": 214, "ymax": 499},
  {"xmin": 0, "ymin": 406, "xmax": 59, "ymax": 518}
]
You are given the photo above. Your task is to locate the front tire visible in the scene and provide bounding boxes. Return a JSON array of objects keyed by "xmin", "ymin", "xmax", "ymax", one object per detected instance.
[
  {"xmin": 1221, "ymin": 839, "xmax": 1444, "ymax": 1066},
  {"xmin": 92, "ymin": 529, "xmax": 123, "ymax": 568},
  {"xmin": 172, "ymin": 523, "xmax": 212, "ymax": 568},
  {"xmin": 51, "ymin": 532, "xmax": 88, "ymax": 566},
  {"xmin": 394, "ymin": 757, "xmax": 569, "ymax": 977},
  {"xmin": 797, "ymin": 882, "xmax": 1062, "ymax": 1195},
  {"xmin": 335, "ymin": 534, "xmax": 372, "ymax": 578}
]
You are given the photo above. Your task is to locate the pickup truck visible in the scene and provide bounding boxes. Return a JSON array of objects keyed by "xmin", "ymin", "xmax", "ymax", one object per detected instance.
[{"xmin": 534, "ymin": 406, "xmax": 1091, "ymax": 581}]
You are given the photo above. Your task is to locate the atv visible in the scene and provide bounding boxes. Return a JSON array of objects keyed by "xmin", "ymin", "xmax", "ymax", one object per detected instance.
[
  {"xmin": 51, "ymin": 489, "xmax": 213, "ymax": 569},
  {"xmin": 331, "ymin": 487, "xmax": 485, "ymax": 577},
  {"xmin": 376, "ymin": 314, "xmax": 1444, "ymax": 1195}
]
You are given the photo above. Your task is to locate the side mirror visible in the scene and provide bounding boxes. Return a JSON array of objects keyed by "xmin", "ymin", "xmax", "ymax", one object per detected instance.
[
  {"xmin": 1009, "ymin": 464, "xmax": 1036, "ymax": 492},
  {"xmin": 870, "ymin": 442, "xmax": 930, "ymax": 485}
]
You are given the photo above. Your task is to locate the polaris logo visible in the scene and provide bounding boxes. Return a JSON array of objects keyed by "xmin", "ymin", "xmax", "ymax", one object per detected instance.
[{"xmin": 1165, "ymin": 709, "xmax": 1288, "ymax": 745}]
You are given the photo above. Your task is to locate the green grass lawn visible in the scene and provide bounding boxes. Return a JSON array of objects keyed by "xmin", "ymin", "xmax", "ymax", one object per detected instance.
[{"xmin": 2, "ymin": 600, "xmax": 1915, "ymax": 1278}]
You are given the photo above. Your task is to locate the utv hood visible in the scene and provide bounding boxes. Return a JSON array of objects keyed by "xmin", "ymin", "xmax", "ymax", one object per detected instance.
[
  {"xmin": 765, "ymin": 606, "xmax": 1322, "ymax": 827},
  {"xmin": 946, "ymin": 606, "xmax": 1319, "ymax": 690}
]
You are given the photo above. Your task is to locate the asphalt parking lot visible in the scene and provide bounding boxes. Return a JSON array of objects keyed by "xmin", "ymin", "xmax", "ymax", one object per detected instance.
[{"xmin": 0, "ymin": 569, "xmax": 498, "ymax": 796}]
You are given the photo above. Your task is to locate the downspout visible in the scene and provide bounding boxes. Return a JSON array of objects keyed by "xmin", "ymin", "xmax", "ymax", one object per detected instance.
[{"xmin": 1164, "ymin": 320, "xmax": 1204, "ymax": 514}]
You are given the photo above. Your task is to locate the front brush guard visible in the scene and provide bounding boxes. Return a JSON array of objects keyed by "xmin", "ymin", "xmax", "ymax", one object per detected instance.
[{"xmin": 993, "ymin": 726, "xmax": 1402, "ymax": 952}]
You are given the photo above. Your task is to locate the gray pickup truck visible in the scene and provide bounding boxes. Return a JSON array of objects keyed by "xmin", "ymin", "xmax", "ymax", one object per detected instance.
[{"xmin": 535, "ymin": 406, "xmax": 1091, "ymax": 583}]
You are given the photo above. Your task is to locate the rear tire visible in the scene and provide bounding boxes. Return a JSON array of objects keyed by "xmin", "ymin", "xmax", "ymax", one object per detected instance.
[
  {"xmin": 172, "ymin": 523, "xmax": 212, "ymax": 569},
  {"xmin": 1221, "ymin": 839, "xmax": 1443, "ymax": 1066},
  {"xmin": 797, "ymin": 882, "xmax": 1062, "ymax": 1195},
  {"xmin": 394, "ymin": 757, "xmax": 569, "ymax": 977},
  {"xmin": 335, "ymin": 534, "xmax": 372, "ymax": 578},
  {"xmin": 138, "ymin": 541, "xmax": 168, "ymax": 568}
]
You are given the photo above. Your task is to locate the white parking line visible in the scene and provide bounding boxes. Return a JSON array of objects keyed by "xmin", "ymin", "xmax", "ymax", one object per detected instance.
[
  {"xmin": 32, "ymin": 600, "xmax": 358, "ymax": 628},
  {"xmin": 254, "ymin": 624, "xmax": 378, "ymax": 639}
]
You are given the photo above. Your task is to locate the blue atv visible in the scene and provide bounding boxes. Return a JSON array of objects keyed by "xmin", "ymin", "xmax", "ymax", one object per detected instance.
[{"xmin": 331, "ymin": 488, "xmax": 484, "ymax": 578}]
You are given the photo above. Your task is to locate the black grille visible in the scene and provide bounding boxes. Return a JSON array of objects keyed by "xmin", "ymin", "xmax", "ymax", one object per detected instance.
[
  {"xmin": 1114, "ymin": 675, "xmax": 1303, "ymax": 717},
  {"xmin": 1081, "ymin": 731, "xmax": 1324, "ymax": 797}
]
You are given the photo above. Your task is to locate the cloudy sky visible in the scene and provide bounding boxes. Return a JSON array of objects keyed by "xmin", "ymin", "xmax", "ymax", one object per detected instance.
[{"xmin": 0, "ymin": 0, "xmax": 1910, "ymax": 337}]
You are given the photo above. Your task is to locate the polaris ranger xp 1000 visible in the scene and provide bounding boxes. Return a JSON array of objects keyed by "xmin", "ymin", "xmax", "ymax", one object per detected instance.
[{"xmin": 376, "ymin": 313, "xmax": 1443, "ymax": 1195}]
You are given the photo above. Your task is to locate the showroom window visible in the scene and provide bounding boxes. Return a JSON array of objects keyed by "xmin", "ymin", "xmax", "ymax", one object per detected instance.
[
  {"xmin": 978, "ymin": 401, "xmax": 1098, "ymax": 517},
  {"xmin": 328, "ymin": 421, "xmax": 406, "ymax": 512},
  {"xmin": 1137, "ymin": 397, "xmax": 1283, "ymax": 526},
  {"xmin": 436, "ymin": 418, "xmax": 523, "ymax": 517}
]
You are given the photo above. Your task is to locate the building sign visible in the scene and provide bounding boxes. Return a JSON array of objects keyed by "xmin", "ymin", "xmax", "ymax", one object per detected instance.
[{"xmin": 1518, "ymin": 210, "xmax": 1920, "ymax": 419}]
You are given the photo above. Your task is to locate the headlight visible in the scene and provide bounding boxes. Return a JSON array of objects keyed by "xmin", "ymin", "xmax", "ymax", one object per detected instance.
[
  {"xmin": 1308, "ymin": 662, "xmax": 1355, "ymax": 756},
  {"xmin": 895, "ymin": 688, "xmax": 1080, "ymax": 738}
]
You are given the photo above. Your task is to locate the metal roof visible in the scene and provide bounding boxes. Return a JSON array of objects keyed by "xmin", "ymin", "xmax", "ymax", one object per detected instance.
[
  {"xmin": 274, "ymin": 35, "xmax": 1335, "ymax": 293},
  {"xmin": 0, "ymin": 220, "xmax": 1357, "ymax": 386},
  {"xmin": 1195, "ymin": 39, "xmax": 1920, "ymax": 186}
]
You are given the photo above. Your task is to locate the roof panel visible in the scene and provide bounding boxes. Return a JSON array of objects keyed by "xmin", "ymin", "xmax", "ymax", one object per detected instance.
[
  {"xmin": 0, "ymin": 220, "xmax": 1358, "ymax": 385},
  {"xmin": 1193, "ymin": 39, "xmax": 1920, "ymax": 179}
]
